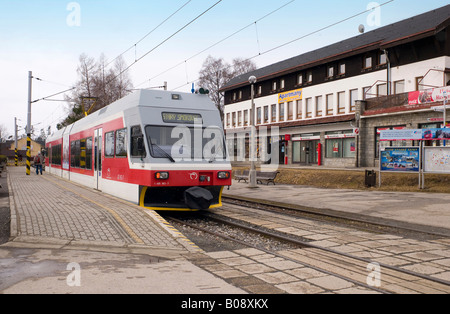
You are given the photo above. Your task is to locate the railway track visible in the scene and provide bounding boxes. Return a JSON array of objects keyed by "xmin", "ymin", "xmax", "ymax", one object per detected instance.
[{"xmin": 163, "ymin": 201, "xmax": 450, "ymax": 294}]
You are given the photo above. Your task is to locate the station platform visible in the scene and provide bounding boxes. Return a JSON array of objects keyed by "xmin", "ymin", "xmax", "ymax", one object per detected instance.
[
  {"xmin": 223, "ymin": 181, "xmax": 450, "ymax": 237},
  {"xmin": 0, "ymin": 167, "xmax": 244, "ymax": 294}
]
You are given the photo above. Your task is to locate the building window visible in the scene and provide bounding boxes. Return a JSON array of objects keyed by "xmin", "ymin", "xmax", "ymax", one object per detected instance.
[
  {"xmin": 350, "ymin": 89, "xmax": 358, "ymax": 112},
  {"xmin": 326, "ymin": 94, "xmax": 334, "ymax": 116},
  {"xmin": 264, "ymin": 106, "xmax": 269, "ymax": 123},
  {"xmin": 316, "ymin": 96, "xmax": 323, "ymax": 117},
  {"xmin": 307, "ymin": 71, "xmax": 313, "ymax": 83},
  {"xmin": 272, "ymin": 81, "xmax": 277, "ymax": 91},
  {"xmin": 338, "ymin": 92, "xmax": 346, "ymax": 114},
  {"xmin": 237, "ymin": 111, "xmax": 242, "ymax": 127},
  {"xmin": 327, "ymin": 66, "xmax": 334, "ymax": 78},
  {"xmin": 280, "ymin": 79, "xmax": 285, "ymax": 90},
  {"xmin": 338, "ymin": 63, "xmax": 346, "ymax": 75},
  {"xmin": 377, "ymin": 84, "xmax": 387, "ymax": 96},
  {"xmin": 238, "ymin": 91, "xmax": 243, "ymax": 100},
  {"xmin": 287, "ymin": 102, "xmax": 294, "ymax": 120},
  {"xmin": 297, "ymin": 74, "xmax": 303, "ymax": 85},
  {"xmin": 279, "ymin": 103, "xmax": 285, "ymax": 121},
  {"xmin": 306, "ymin": 98, "xmax": 313, "ymax": 118},
  {"xmin": 378, "ymin": 52, "xmax": 387, "ymax": 65},
  {"xmin": 232, "ymin": 93, "xmax": 237, "ymax": 101},
  {"xmin": 244, "ymin": 110, "xmax": 249, "ymax": 126},
  {"xmin": 364, "ymin": 56, "xmax": 372, "ymax": 69},
  {"xmin": 416, "ymin": 77, "xmax": 424, "ymax": 91},
  {"xmin": 394, "ymin": 80, "xmax": 405, "ymax": 94},
  {"xmin": 232, "ymin": 112, "xmax": 236, "ymax": 127},
  {"xmin": 296, "ymin": 100, "xmax": 302, "ymax": 119},
  {"xmin": 271, "ymin": 104, "xmax": 277, "ymax": 123},
  {"xmin": 257, "ymin": 85, "xmax": 262, "ymax": 95},
  {"xmin": 226, "ymin": 113, "xmax": 230, "ymax": 127}
]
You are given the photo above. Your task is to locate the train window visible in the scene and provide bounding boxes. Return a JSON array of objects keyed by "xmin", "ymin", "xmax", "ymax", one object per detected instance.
[
  {"xmin": 131, "ymin": 126, "xmax": 146, "ymax": 158},
  {"xmin": 105, "ymin": 132, "xmax": 115, "ymax": 158},
  {"xmin": 51, "ymin": 144, "xmax": 62, "ymax": 166},
  {"xmin": 115, "ymin": 129, "xmax": 127, "ymax": 158},
  {"xmin": 86, "ymin": 137, "xmax": 93, "ymax": 170},
  {"xmin": 70, "ymin": 140, "xmax": 81, "ymax": 168}
]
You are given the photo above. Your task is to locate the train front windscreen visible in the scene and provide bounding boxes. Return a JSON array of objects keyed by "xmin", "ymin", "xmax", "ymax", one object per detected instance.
[{"xmin": 145, "ymin": 125, "xmax": 226, "ymax": 163}]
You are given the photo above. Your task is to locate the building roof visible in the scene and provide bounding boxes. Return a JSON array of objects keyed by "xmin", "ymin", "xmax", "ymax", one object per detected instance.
[{"xmin": 221, "ymin": 5, "xmax": 450, "ymax": 91}]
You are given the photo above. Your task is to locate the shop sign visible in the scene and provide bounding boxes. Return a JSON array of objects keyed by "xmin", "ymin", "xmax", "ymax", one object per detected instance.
[{"xmin": 278, "ymin": 89, "xmax": 303, "ymax": 104}]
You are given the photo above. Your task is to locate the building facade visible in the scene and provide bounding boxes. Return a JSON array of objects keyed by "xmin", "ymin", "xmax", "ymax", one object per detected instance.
[{"xmin": 222, "ymin": 5, "xmax": 450, "ymax": 168}]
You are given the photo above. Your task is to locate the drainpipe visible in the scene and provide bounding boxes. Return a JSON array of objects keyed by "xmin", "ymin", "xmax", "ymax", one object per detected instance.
[{"xmin": 383, "ymin": 49, "xmax": 391, "ymax": 95}]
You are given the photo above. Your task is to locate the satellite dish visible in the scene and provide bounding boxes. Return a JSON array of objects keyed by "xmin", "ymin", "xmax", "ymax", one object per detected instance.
[{"xmin": 358, "ymin": 24, "xmax": 365, "ymax": 34}]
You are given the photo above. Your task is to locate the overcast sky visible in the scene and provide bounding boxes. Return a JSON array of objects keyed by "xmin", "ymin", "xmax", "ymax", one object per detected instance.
[{"xmin": 0, "ymin": 0, "xmax": 448, "ymax": 139}]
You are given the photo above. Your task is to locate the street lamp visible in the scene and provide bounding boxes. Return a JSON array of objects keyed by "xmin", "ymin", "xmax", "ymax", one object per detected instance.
[{"xmin": 249, "ymin": 76, "xmax": 258, "ymax": 188}]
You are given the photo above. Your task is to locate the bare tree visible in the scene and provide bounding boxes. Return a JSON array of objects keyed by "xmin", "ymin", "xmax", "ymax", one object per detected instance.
[
  {"xmin": 198, "ymin": 56, "xmax": 256, "ymax": 121},
  {"xmin": 58, "ymin": 54, "xmax": 133, "ymax": 129}
]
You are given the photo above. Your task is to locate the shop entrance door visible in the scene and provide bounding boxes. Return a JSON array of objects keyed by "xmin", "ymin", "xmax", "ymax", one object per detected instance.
[{"xmin": 299, "ymin": 140, "xmax": 319, "ymax": 165}]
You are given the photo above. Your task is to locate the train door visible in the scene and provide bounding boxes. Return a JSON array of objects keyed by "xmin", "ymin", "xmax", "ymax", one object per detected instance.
[{"xmin": 94, "ymin": 128, "xmax": 103, "ymax": 191}]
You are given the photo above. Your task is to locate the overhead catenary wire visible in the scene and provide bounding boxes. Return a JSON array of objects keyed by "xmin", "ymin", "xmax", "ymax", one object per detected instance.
[
  {"xmin": 136, "ymin": 0, "xmax": 297, "ymax": 88},
  {"xmin": 171, "ymin": 0, "xmax": 395, "ymax": 91},
  {"xmin": 107, "ymin": 0, "xmax": 224, "ymax": 87},
  {"xmin": 105, "ymin": 0, "xmax": 193, "ymax": 68}
]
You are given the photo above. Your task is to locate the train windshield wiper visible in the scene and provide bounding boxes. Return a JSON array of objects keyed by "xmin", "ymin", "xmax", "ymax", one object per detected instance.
[{"xmin": 151, "ymin": 143, "xmax": 175, "ymax": 163}]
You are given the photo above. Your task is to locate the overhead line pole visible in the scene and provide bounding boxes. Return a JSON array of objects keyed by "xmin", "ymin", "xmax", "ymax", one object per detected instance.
[{"xmin": 26, "ymin": 71, "xmax": 32, "ymax": 176}]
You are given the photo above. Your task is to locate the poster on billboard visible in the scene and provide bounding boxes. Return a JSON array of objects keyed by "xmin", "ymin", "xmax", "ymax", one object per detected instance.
[
  {"xmin": 408, "ymin": 86, "xmax": 450, "ymax": 106},
  {"xmin": 423, "ymin": 147, "xmax": 450, "ymax": 174},
  {"xmin": 380, "ymin": 147, "xmax": 420, "ymax": 172}
]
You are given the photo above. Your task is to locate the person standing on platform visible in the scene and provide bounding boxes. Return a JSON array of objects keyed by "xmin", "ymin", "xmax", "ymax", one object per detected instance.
[{"xmin": 34, "ymin": 153, "xmax": 43, "ymax": 175}]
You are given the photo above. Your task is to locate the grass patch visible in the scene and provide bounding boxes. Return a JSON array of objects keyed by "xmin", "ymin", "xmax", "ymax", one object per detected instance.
[{"xmin": 233, "ymin": 167, "xmax": 450, "ymax": 193}]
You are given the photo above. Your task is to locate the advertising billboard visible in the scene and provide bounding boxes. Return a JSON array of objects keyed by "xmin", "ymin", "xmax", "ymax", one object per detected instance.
[{"xmin": 380, "ymin": 147, "xmax": 420, "ymax": 172}]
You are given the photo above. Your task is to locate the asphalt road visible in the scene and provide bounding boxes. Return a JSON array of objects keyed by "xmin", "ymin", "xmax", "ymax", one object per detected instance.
[{"xmin": 0, "ymin": 169, "xmax": 10, "ymax": 245}]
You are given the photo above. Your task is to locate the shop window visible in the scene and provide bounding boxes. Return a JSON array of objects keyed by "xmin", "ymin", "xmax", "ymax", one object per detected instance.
[{"xmin": 325, "ymin": 131, "xmax": 356, "ymax": 158}]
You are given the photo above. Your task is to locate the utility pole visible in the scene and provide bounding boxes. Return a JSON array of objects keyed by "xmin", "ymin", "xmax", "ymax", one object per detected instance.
[
  {"xmin": 14, "ymin": 117, "xmax": 18, "ymax": 167},
  {"xmin": 26, "ymin": 71, "xmax": 32, "ymax": 176}
]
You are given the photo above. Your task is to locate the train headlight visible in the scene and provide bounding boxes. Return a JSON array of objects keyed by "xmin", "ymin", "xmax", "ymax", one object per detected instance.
[
  {"xmin": 217, "ymin": 171, "xmax": 230, "ymax": 179},
  {"xmin": 155, "ymin": 172, "xmax": 169, "ymax": 180}
]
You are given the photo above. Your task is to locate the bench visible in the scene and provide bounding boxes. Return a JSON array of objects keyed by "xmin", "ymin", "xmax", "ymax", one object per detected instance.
[
  {"xmin": 256, "ymin": 171, "xmax": 280, "ymax": 186},
  {"xmin": 235, "ymin": 170, "xmax": 249, "ymax": 183},
  {"xmin": 234, "ymin": 170, "xmax": 280, "ymax": 185}
]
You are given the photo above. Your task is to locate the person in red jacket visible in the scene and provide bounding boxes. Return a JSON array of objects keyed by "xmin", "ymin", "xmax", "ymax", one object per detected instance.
[{"xmin": 34, "ymin": 153, "xmax": 43, "ymax": 175}]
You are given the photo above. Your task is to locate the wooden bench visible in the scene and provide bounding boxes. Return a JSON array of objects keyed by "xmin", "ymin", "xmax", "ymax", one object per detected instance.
[
  {"xmin": 235, "ymin": 170, "xmax": 249, "ymax": 183},
  {"xmin": 256, "ymin": 171, "xmax": 279, "ymax": 185},
  {"xmin": 234, "ymin": 170, "xmax": 279, "ymax": 185}
]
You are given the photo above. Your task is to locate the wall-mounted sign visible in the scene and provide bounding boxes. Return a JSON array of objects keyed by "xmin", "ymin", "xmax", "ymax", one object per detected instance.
[{"xmin": 278, "ymin": 89, "xmax": 303, "ymax": 104}]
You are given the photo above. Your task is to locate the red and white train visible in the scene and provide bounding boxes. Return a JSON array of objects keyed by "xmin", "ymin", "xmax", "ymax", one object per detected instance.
[{"xmin": 46, "ymin": 90, "xmax": 232, "ymax": 211}]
